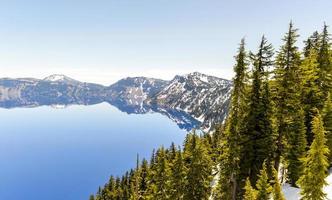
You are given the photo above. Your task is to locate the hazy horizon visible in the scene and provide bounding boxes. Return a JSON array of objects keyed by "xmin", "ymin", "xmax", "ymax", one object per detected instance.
[{"xmin": 1, "ymin": 0, "xmax": 331, "ymax": 84}]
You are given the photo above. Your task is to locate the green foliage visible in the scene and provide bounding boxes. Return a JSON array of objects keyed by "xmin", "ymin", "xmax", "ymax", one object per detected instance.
[
  {"xmin": 91, "ymin": 133, "xmax": 214, "ymax": 200},
  {"xmin": 149, "ymin": 147, "xmax": 171, "ymax": 199},
  {"xmin": 303, "ymin": 31, "xmax": 321, "ymax": 57},
  {"xmin": 183, "ymin": 133, "xmax": 213, "ymax": 200},
  {"xmin": 217, "ymin": 38, "xmax": 249, "ymax": 199},
  {"xmin": 301, "ymin": 49, "xmax": 323, "ymax": 145},
  {"xmin": 138, "ymin": 159, "xmax": 149, "ymax": 198},
  {"xmin": 240, "ymin": 35, "xmax": 275, "ymax": 186},
  {"xmin": 256, "ymin": 163, "xmax": 272, "ymax": 200},
  {"xmin": 274, "ymin": 22, "xmax": 307, "ymax": 186},
  {"xmin": 317, "ymin": 24, "xmax": 332, "ymax": 99},
  {"xmin": 243, "ymin": 178, "xmax": 257, "ymax": 200},
  {"xmin": 271, "ymin": 168, "xmax": 285, "ymax": 200},
  {"xmin": 91, "ymin": 22, "xmax": 332, "ymax": 200},
  {"xmin": 297, "ymin": 111, "xmax": 330, "ymax": 200},
  {"xmin": 169, "ymin": 149, "xmax": 186, "ymax": 200},
  {"xmin": 323, "ymin": 93, "xmax": 332, "ymax": 164}
]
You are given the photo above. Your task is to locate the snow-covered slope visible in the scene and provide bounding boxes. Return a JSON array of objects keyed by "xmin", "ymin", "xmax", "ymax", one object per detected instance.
[
  {"xmin": 283, "ymin": 169, "xmax": 332, "ymax": 200},
  {"xmin": 149, "ymin": 72, "xmax": 232, "ymax": 129},
  {"xmin": 43, "ymin": 74, "xmax": 81, "ymax": 85},
  {"xmin": 107, "ymin": 77, "xmax": 168, "ymax": 110}
]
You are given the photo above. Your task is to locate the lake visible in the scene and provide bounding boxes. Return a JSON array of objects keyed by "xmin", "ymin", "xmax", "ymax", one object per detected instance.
[{"xmin": 0, "ymin": 103, "xmax": 187, "ymax": 200}]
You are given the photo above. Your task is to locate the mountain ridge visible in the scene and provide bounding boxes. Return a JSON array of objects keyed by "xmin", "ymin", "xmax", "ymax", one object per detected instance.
[{"xmin": 0, "ymin": 72, "xmax": 232, "ymax": 130}]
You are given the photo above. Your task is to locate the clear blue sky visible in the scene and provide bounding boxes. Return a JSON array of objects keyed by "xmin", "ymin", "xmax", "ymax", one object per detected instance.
[{"xmin": 0, "ymin": 0, "xmax": 331, "ymax": 85}]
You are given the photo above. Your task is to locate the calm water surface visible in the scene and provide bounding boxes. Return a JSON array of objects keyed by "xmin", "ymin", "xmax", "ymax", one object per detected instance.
[{"xmin": 0, "ymin": 103, "xmax": 186, "ymax": 200}]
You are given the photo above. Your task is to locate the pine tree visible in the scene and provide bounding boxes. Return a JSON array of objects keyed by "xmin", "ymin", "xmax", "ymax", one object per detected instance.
[
  {"xmin": 274, "ymin": 22, "xmax": 307, "ymax": 185},
  {"xmin": 271, "ymin": 168, "xmax": 285, "ymax": 200},
  {"xmin": 122, "ymin": 172, "xmax": 131, "ymax": 200},
  {"xmin": 243, "ymin": 178, "xmax": 257, "ymax": 200},
  {"xmin": 145, "ymin": 150, "xmax": 157, "ymax": 199},
  {"xmin": 169, "ymin": 149, "xmax": 186, "ymax": 200},
  {"xmin": 107, "ymin": 175, "xmax": 116, "ymax": 197},
  {"xmin": 167, "ymin": 142, "xmax": 177, "ymax": 162},
  {"xmin": 256, "ymin": 163, "xmax": 272, "ymax": 200},
  {"xmin": 317, "ymin": 24, "xmax": 332, "ymax": 100},
  {"xmin": 323, "ymin": 93, "xmax": 332, "ymax": 164},
  {"xmin": 138, "ymin": 159, "xmax": 149, "ymax": 199},
  {"xmin": 115, "ymin": 177, "xmax": 123, "ymax": 199},
  {"xmin": 184, "ymin": 134, "xmax": 213, "ymax": 200},
  {"xmin": 130, "ymin": 179, "xmax": 140, "ymax": 200},
  {"xmin": 300, "ymin": 49, "xmax": 323, "ymax": 147},
  {"xmin": 240, "ymin": 35, "xmax": 275, "ymax": 187},
  {"xmin": 297, "ymin": 110, "xmax": 330, "ymax": 200},
  {"xmin": 129, "ymin": 155, "xmax": 141, "ymax": 200},
  {"xmin": 216, "ymin": 135, "xmax": 234, "ymax": 200},
  {"xmin": 217, "ymin": 38, "xmax": 249, "ymax": 200},
  {"xmin": 303, "ymin": 31, "xmax": 321, "ymax": 57},
  {"xmin": 151, "ymin": 147, "xmax": 171, "ymax": 200}
]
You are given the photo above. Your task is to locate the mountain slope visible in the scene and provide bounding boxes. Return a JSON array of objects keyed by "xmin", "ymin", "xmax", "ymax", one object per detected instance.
[
  {"xmin": 107, "ymin": 77, "xmax": 169, "ymax": 112},
  {"xmin": 148, "ymin": 72, "xmax": 232, "ymax": 129},
  {"xmin": 0, "ymin": 73, "xmax": 232, "ymax": 130},
  {"xmin": 0, "ymin": 75, "xmax": 105, "ymax": 107},
  {"xmin": 43, "ymin": 74, "xmax": 81, "ymax": 85}
]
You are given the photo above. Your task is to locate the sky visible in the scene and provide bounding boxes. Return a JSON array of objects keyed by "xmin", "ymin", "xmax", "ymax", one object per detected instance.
[{"xmin": 0, "ymin": 0, "xmax": 331, "ymax": 85}]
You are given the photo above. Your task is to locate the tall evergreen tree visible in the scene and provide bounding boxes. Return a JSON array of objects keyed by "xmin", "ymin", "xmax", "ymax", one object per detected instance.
[
  {"xmin": 243, "ymin": 178, "xmax": 257, "ymax": 200},
  {"xmin": 148, "ymin": 147, "xmax": 171, "ymax": 200},
  {"xmin": 255, "ymin": 163, "xmax": 272, "ymax": 200},
  {"xmin": 122, "ymin": 172, "xmax": 131, "ymax": 200},
  {"xmin": 303, "ymin": 31, "xmax": 321, "ymax": 57},
  {"xmin": 300, "ymin": 49, "xmax": 323, "ymax": 147},
  {"xmin": 274, "ymin": 22, "xmax": 307, "ymax": 185},
  {"xmin": 297, "ymin": 111, "xmax": 330, "ymax": 200},
  {"xmin": 167, "ymin": 142, "xmax": 177, "ymax": 163},
  {"xmin": 169, "ymin": 149, "xmax": 186, "ymax": 200},
  {"xmin": 317, "ymin": 24, "xmax": 332, "ymax": 100},
  {"xmin": 184, "ymin": 134, "xmax": 213, "ymax": 200},
  {"xmin": 129, "ymin": 155, "xmax": 141, "ymax": 200},
  {"xmin": 323, "ymin": 93, "xmax": 332, "ymax": 164},
  {"xmin": 115, "ymin": 177, "xmax": 123, "ymax": 199},
  {"xmin": 271, "ymin": 168, "xmax": 285, "ymax": 200},
  {"xmin": 138, "ymin": 159, "xmax": 149, "ymax": 199},
  {"xmin": 217, "ymin": 38, "xmax": 249, "ymax": 200},
  {"xmin": 240, "ymin": 35, "xmax": 275, "ymax": 186},
  {"xmin": 145, "ymin": 150, "xmax": 157, "ymax": 199}
]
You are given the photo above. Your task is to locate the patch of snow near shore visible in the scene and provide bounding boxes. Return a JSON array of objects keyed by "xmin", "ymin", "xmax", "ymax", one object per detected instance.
[{"xmin": 283, "ymin": 169, "xmax": 332, "ymax": 200}]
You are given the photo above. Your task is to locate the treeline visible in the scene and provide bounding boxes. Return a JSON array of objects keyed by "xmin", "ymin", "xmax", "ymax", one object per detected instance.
[
  {"xmin": 217, "ymin": 22, "xmax": 331, "ymax": 200},
  {"xmin": 90, "ymin": 22, "xmax": 332, "ymax": 200},
  {"xmin": 90, "ymin": 133, "xmax": 217, "ymax": 200}
]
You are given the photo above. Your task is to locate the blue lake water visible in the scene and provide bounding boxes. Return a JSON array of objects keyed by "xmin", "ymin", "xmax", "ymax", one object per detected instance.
[{"xmin": 0, "ymin": 103, "xmax": 186, "ymax": 200}]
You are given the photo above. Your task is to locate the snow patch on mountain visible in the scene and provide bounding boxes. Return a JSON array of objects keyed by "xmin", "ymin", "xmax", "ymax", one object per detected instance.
[
  {"xmin": 150, "ymin": 72, "xmax": 232, "ymax": 129},
  {"xmin": 43, "ymin": 74, "xmax": 80, "ymax": 84}
]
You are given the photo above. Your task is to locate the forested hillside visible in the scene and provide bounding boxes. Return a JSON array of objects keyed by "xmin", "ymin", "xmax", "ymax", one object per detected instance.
[{"xmin": 90, "ymin": 23, "xmax": 332, "ymax": 200}]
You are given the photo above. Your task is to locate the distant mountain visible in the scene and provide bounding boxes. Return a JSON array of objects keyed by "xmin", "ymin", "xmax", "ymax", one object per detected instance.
[
  {"xmin": 0, "ymin": 72, "xmax": 232, "ymax": 130},
  {"xmin": 107, "ymin": 77, "xmax": 169, "ymax": 112},
  {"xmin": 148, "ymin": 72, "xmax": 232, "ymax": 129},
  {"xmin": 0, "ymin": 75, "xmax": 105, "ymax": 107},
  {"xmin": 43, "ymin": 74, "xmax": 81, "ymax": 85}
]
